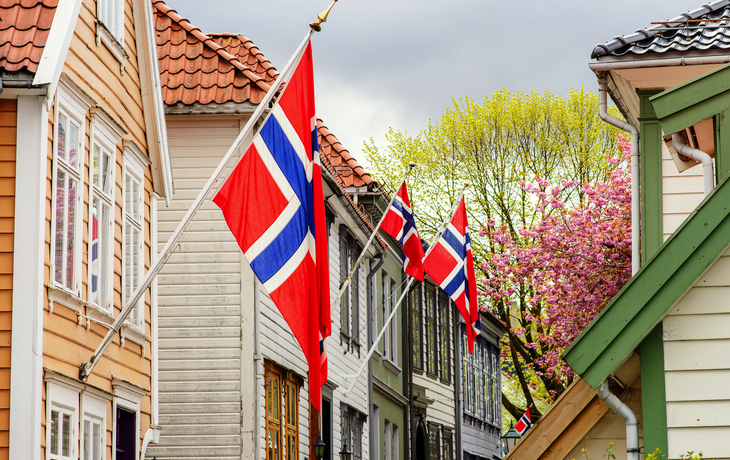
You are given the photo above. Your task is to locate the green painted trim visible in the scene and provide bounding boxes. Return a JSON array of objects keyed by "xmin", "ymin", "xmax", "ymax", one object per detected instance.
[
  {"xmin": 562, "ymin": 165, "xmax": 730, "ymax": 387},
  {"xmin": 715, "ymin": 110, "xmax": 730, "ymax": 183},
  {"xmin": 649, "ymin": 63, "xmax": 730, "ymax": 134},
  {"xmin": 639, "ymin": 90, "xmax": 664, "ymax": 264},
  {"xmin": 640, "ymin": 325, "xmax": 668, "ymax": 457}
]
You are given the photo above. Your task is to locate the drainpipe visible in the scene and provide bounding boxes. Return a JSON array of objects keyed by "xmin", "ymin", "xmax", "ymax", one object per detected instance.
[
  {"xmin": 671, "ymin": 134, "xmax": 714, "ymax": 196},
  {"xmin": 597, "ymin": 380, "xmax": 640, "ymax": 460},
  {"xmin": 367, "ymin": 254, "xmax": 384, "ymax": 460},
  {"xmin": 598, "ymin": 78, "xmax": 640, "ymax": 276}
]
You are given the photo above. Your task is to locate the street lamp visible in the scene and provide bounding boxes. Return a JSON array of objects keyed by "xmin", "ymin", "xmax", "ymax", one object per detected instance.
[
  {"xmin": 339, "ymin": 442, "xmax": 352, "ymax": 460},
  {"xmin": 501, "ymin": 422, "xmax": 521, "ymax": 454},
  {"xmin": 313, "ymin": 435, "xmax": 326, "ymax": 460}
]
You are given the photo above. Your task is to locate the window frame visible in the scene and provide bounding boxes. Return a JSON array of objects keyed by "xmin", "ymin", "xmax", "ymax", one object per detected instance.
[
  {"xmin": 123, "ymin": 156, "xmax": 145, "ymax": 329},
  {"xmin": 339, "ymin": 228, "xmax": 351, "ymax": 338},
  {"xmin": 389, "ymin": 277, "xmax": 398, "ymax": 365},
  {"xmin": 88, "ymin": 117, "xmax": 118, "ymax": 314},
  {"xmin": 427, "ymin": 423, "xmax": 441, "ymax": 460},
  {"xmin": 425, "ymin": 284, "xmax": 438, "ymax": 377},
  {"xmin": 409, "ymin": 281, "xmax": 422, "ymax": 371},
  {"xmin": 382, "ymin": 272, "xmax": 390, "ymax": 358},
  {"xmin": 351, "ymin": 241, "xmax": 361, "ymax": 345},
  {"xmin": 112, "ymin": 378, "xmax": 143, "ymax": 460},
  {"xmin": 81, "ymin": 392, "xmax": 108, "ymax": 460},
  {"xmin": 438, "ymin": 293, "xmax": 451, "ymax": 383},
  {"xmin": 46, "ymin": 381, "xmax": 80, "ymax": 460},
  {"xmin": 341, "ymin": 405, "xmax": 364, "ymax": 460},
  {"xmin": 266, "ymin": 361, "xmax": 303, "ymax": 460},
  {"xmin": 96, "ymin": 0, "xmax": 127, "ymax": 68},
  {"xmin": 51, "ymin": 89, "xmax": 87, "ymax": 296}
]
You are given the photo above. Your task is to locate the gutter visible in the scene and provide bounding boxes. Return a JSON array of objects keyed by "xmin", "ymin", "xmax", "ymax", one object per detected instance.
[
  {"xmin": 597, "ymin": 78, "xmax": 640, "ymax": 276},
  {"xmin": 589, "ymin": 54, "xmax": 730, "ymax": 71}
]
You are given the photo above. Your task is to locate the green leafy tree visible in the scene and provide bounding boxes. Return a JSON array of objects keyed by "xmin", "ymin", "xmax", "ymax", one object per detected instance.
[{"xmin": 365, "ymin": 88, "xmax": 624, "ymax": 423}]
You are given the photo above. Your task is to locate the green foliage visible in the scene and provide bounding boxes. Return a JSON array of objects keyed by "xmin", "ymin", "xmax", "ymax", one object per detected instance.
[{"xmin": 366, "ymin": 88, "xmax": 624, "ymax": 425}]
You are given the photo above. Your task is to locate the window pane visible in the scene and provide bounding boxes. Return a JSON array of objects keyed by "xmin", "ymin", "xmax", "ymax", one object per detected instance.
[
  {"xmin": 93, "ymin": 420, "xmax": 101, "ymax": 460},
  {"xmin": 68, "ymin": 121, "xmax": 78, "ymax": 168},
  {"xmin": 410, "ymin": 284, "xmax": 421, "ymax": 369},
  {"xmin": 426, "ymin": 286, "xmax": 436, "ymax": 374},
  {"xmin": 390, "ymin": 280, "xmax": 397, "ymax": 363},
  {"xmin": 62, "ymin": 413, "xmax": 71, "ymax": 457},
  {"xmin": 382, "ymin": 275, "xmax": 389, "ymax": 357},
  {"xmin": 84, "ymin": 419, "xmax": 90, "ymax": 460},
  {"xmin": 51, "ymin": 410, "xmax": 60, "ymax": 455},
  {"xmin": 57, "ymin": 113, "xmax": 67, "ymax": 161},
  {"xmin": 54, "ymin": 169, "xmax": 66, "ymax": 285},
  {"xmin": 352, "ymin": 254, "xmax": 359, "ymax": 343},
  {"xmin": 65, "ymin": 176, "xmax": 77, "ymax": 290},
  {"xmin": 273, "ymin": 377, "xmax": 279, "ymax": 419}
]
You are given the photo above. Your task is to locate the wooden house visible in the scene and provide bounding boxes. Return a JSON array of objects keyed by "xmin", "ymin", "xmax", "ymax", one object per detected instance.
[
  {"xmin": 0, "ymin": 0, "xmax": 173, "ymax": 458},
  {"xmin": 149, "ymin": 4, "xmax": 381, "ymax": 459},
  {"xmin": 506, "ymin": 2, "xmax": 730, "ymax": 459}
]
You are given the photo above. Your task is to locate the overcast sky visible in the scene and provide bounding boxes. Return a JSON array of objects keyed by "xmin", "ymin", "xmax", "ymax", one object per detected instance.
[{"xmin": 165, "ymin": 0, "xmax": 697, "ymax": 167}]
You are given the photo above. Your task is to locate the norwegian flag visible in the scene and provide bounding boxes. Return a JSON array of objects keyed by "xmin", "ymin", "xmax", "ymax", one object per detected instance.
[
  {"xmin": 380, "ymin": 181, "xmax": 425, "ymax": 281},
  {"xmin": 515, "ymin": 406, "xmax": 532, "ymax": 436},
  {"xmin": 423, "ymin": 195, "xmax": 481, "ymax": 353},
  {"xmin": 213, "ymin": 43, "xmax": 330, "ymax": 413}
]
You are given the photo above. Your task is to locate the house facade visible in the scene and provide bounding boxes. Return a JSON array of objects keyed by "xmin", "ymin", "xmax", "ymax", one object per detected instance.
[
  {"xmin": 1, "ymin": 0, "xmax": 172, "ymax": 459},
  {"xmin": 507, "ymin": 2, "xmax": 730, "ymax": 460}
]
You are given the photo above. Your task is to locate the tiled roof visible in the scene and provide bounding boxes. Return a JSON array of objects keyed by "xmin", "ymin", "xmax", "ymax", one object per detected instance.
[
  {"xmin": 208, "ymin": 33, "xmax": 277, "ymax": 85},
  {"xmin": 153, "ymin": 0, "xmax": 273, "ymax": 106},
  {"xmin": 592, "ymin": 0, "xmax": 730, "ymax": 58},
  {"xmin": 0, "ymin": 0, "xmax": 57, "ymax": 73},
  {"xmin": 317, "ymin": 119, "xmax": 373, "ymax": 188}
]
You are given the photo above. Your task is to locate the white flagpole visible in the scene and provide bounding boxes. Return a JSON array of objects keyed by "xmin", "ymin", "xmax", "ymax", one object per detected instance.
[
  {"xmin": 330, "ymin": 163, "xmax": 415, "ymax": 310},
  {"xmin": 343, "ymin": 182, "xmax": 470, "ymax": 393},
  {"xmin": 80, "ymin": 28, "xmax": 316, "ymax": 381}
]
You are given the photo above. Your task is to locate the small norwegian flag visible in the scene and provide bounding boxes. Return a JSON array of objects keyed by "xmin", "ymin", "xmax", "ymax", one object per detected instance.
[
  {"xmin": 514, "ymin": 406, "xmax": 532, "ymax": 436},
  {"xmin": 380, "ymin": 180, "xmax": 425, "ymax": 281}
]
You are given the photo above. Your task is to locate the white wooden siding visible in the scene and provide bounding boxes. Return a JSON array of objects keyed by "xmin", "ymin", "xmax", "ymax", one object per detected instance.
[
  {"xmin": 662, "ymin": 140, "xmax": 706, "ymax": 240},
  {"xmin": 663, "ymin": 244, "xmax": 730, "ymax": 459},
  {"xmin": 150, "ymin": 116, "xmax": 246, "ymax": 460}
]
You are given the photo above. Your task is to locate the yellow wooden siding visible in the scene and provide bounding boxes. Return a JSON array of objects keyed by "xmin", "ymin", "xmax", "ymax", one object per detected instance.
[
  {"xmin": 0, "ymin": 98, "xmax": 15, "ymax": 459},
  {"xmin": 41, "ymin": 0, "xmax": 155, "ymax": 456}
]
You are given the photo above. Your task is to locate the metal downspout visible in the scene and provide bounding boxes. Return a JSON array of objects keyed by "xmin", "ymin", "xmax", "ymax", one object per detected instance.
[
  {"xmin": 671, "ymin": 134, "xmax": 714, "ymax": 196},
  {"xmin": 367, "ymin": 254, "xmax": 385, "ymax": 460},
  {"xmin": 597, "ymin": 381, "xmax": 640, "ymax": 460},
  {"xmin": 598, "ymin": 78, "xmax": 640, "ymax": 276},
  {"xmin": 597, "ymin": 80, "xmax": 641, "ymax": 460}
]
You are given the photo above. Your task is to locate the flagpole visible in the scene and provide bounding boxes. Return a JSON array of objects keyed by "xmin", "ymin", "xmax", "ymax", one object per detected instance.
[
  {"xmin": 330, "ymin": 163, "xmax": 415, "ymax": 310},
  {"xmin": 343, "ymin": 182, "xmax": 471, "ymax": 393},
  {"xmin": 79, "ymin": 28, "xmax": 318, "ymax": 381}
]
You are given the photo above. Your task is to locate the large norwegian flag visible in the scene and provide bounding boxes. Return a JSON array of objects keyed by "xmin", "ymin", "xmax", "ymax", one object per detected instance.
[
  {"xmin": 423, "ymin": 195, "xmax": 481, "ymax": 353},
  {"xmin": 213, "ymin": 43, "xmax": 330, "ymax": 413},
  {"xmin": 380, "ymin": 181, "xmax": 425, "ymax": 281}
]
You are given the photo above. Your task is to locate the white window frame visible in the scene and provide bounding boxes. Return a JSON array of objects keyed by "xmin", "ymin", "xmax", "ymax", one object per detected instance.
[
  {"xmin": 392, "ymin": 424, "xmax": 399, "ymax": 460},
  {"xmin": 390, "ymin": 278, "xmax": 397, "ymax": 364},
  {"xmin": 46, "ymin": 380, "xmax": 81, "ymax": 460},
  {"xmin": 96, "ymin": 0, "xmax": 127, "ymax": 68},
  {"xmin": 51, "ymin": 87, "xmax": 88, "ymax": 297},
  {"xmin": 81, "ymin": 391, "xmax": 109, "ymax": 460},
  {"xmin": 123, "ymin": 155, "xmax": 145, "ymax": 329},
  {"xmin": 88, "ymin": 110, "xmax": 121, "ymax": 314},
  {"xmin": 112, "ymin": 377, "xmax": 145, "ymax": 460},
  {"xmin": 382, "ymin": 273, "xmax": 390, "ymax": 358}
]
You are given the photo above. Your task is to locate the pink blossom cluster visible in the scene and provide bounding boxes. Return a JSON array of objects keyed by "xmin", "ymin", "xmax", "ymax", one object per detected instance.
[{"xmin": 480, "ymin": 135, "xmax": 632, "ymax": 387}]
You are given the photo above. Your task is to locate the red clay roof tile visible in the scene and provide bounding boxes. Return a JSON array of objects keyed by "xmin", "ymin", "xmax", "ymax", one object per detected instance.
[
  {"xmin": 153, "ymin": 0, "xmax": 275, "ymax": 107},
  {"xmin": 317, "ymin": 119, "xmax": 373, "ymax": 189},
  {"xmin": 0, "ymin": 0, "xmax": 57, "ymax": 74}
]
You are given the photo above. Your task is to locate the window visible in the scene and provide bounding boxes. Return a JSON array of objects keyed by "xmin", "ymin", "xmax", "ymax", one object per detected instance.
[
  {"xmin": 266, "ymin": 361, "xmax": 302, "ymax": 460},
  {"xmin": 461, "ymin": 327, "xmax": 500, "ymax": 425},
  {"xmin": 46, "ymin": 381, "xmax": 80, "ymax": 460},
  {"xmin": 425, "ymin": 284, "xmax": 437, "ymax": 376},
  {"xmin": 409, "ymin": 282, "xmax": 422, "ymax": 370},
  {"xmin": 428, "ymin": 424, "xmax": 440, "ymax": 460},
  {"xmin": 339, "ymin": 229, "xmax": 361, "ymax": 345},
  {"xmin": 341, "ymin": 406, "xmax": 364, "ymax": 460},
  {"xmin": 389, "ymin": 278, "xmax": 397, "ymax": 364},
  {"xmin": 438, "ymin": 293, "xmax": 451, "ymax": 382},
  {"xmin": 124, "ymin": 158, "xmax": 144, "ymax": 327},
  {"xmin": 97, "ymin": 0, "xmax": 124, "ymax": 45},
  {"xmin": 442, "ymin": 429, "xmax": 452, "ymax": 460},
  {"xmin": 382, "ymin": 273, "xmax": 390, "ymax": 357},
  {"xmin": 52, "ymin": 95, "xmax": 86, "ymax": 294},
  {"xmin": 392, "ymin": 424, "xmax": 399, "ymax": 460},
  {"xmin": 112, "ymin": 377, "xmax": 143, "ymax": 460},
  {"xmin": 384, "ymin": 421, "xmax": 399, "ymax": 460},
  {"xmin": 82, "ymin": 393, "xmax": 108, "ymax": 460},
  {"xmin": 383, "ymin": 419, "xmax": 390, "ymax": 460},
  {"xmin": 88, "ymin": 123, "xmax": 117, "ymax": 312}
]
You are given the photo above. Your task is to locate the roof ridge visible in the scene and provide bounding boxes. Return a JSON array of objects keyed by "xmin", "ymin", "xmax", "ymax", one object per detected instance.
[
  {"xmin": 152, "ymin": 0, "xmax": 271, "ymax": 93},
  {"xmin": 207, "ymin": 32, "xmax": 279, "ymax": 80},
  {"xmin": 592, "ymin": 0, "xmax": 730, "ymax": 58}
]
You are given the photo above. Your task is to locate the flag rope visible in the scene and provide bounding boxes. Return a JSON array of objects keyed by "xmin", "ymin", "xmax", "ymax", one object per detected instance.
[
  {"xmin": 343, "ymin": 182, "xmax": 471, "ymax": 393},
  {"xmin": 79, "ymin": 28, "xmax": 317, "ymax": 381},
  {"xmin": 330, "ymin": 163, "xmax": 416, "ymax": 311}
]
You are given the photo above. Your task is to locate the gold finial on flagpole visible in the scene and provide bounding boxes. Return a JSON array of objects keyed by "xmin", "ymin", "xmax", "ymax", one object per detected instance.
[{"xmin": 310, "ymin": 0, "xmax": 338, "ymax": 31}]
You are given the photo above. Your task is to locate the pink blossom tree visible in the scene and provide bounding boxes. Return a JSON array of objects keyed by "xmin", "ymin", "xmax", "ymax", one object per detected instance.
[{"xmin": 481, "ymin": 135, "xmax": 632, "ymax": 421}]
